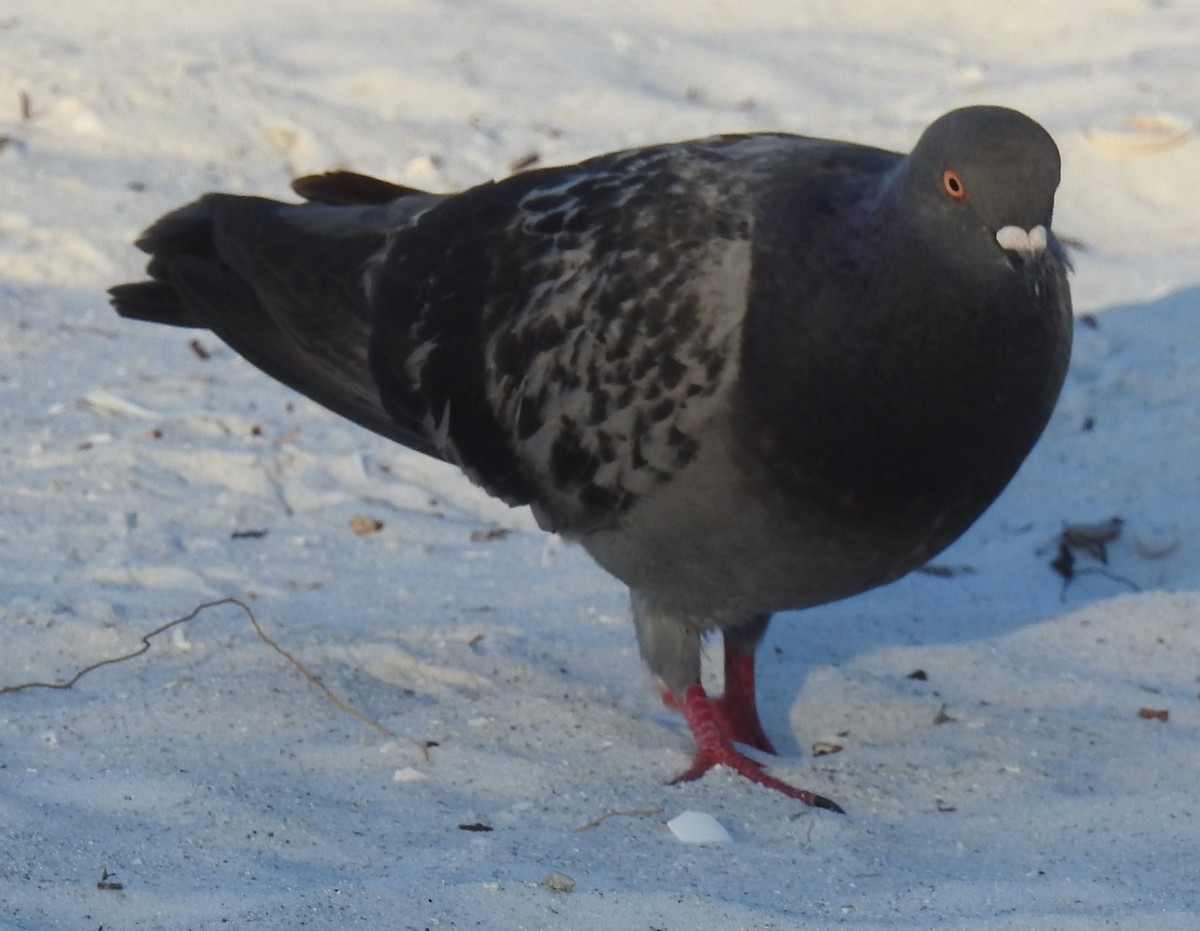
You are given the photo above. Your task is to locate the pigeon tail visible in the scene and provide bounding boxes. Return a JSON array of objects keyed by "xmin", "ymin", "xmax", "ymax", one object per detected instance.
[{"xmin": 109, "ymin": 192, "xmax": 441, "ymax": 456}]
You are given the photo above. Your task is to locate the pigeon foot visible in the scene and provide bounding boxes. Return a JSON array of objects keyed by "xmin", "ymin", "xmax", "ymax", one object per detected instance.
[{"xmin": 671, "ymin": 683, "xmax": 844, "ymax": 813}]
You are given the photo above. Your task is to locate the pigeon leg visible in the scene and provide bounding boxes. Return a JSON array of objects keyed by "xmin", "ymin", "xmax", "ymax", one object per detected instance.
[
  {"xmin": 711, "ymin": 632, "xmax": 776, "ymax": 754},
  {"xmin": 671, "ymin": 682, "xmax": 844, "ymax": 812},
  {"xmin": 659, "ymin": 617, "xmax": 775, "ymax": 752},
  {"xmin": 658, "ymin": 639, "xmax": 775, "ymax": 752}
]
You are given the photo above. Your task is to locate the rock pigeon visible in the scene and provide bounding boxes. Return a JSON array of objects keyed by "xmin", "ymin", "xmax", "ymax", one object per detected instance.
[{"xmin": 110, "ymin": 105, "xmax": 1073, "ymax": 812}]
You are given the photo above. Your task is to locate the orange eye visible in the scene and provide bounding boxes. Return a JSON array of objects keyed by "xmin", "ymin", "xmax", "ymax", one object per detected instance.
[{"xmin": 942, "ymin": 168, "xmax": 966, "ymax": 200}]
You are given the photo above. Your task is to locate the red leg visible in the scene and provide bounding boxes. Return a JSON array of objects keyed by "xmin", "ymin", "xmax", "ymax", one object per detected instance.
[
  {"xmin": 711, "ymin": 639, "xmax": 777, "ymax": 754},
  {"xmin": 671, "ymin": 682, "xmax": 843, "ymax": 812},
  {"xmin": 658, "ymin": 637, "xmax": 776, "ymax": 754}
]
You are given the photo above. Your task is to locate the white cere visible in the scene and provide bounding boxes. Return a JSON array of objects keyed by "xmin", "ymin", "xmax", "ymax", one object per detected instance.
[{"xmin": 995, "ymin": 224, "xmax": 1048, "ymax": 255}]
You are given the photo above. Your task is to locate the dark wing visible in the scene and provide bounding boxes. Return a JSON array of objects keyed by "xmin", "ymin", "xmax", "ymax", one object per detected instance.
[
  {"xmin": 367, "ymin": 136, "xmax": 795, "ymax": 531},
  {"xmin": 112, "ymin": 133, "xmax": 830, "ymax": 533}
]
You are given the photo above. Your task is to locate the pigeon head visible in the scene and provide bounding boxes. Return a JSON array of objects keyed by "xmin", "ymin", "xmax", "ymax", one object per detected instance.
[{"xmin": 893, "ymin": 106, "xmax": 1063, "ymax": 273}]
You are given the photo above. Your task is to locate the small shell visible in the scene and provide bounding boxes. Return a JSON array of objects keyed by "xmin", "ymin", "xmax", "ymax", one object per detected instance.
[
  {"xmin": 1131, "ymin": 525, "xmax": 1181, "ymax": 559},
  {"xmin": 1087, "ymin": 112, "xmax": 1193, "ymax": 154},
  {"xmin": 84, "ymin": 389, "xmax": 160, "ymax": 419},
  {"xmin": 666, "ymin": 810, "xmax": 733, "ymax": 845}
]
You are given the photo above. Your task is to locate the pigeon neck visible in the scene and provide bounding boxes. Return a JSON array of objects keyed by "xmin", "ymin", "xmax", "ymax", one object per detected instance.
[{"xmin": 739, "ymin": 189, "xmax": 1070, "ymax": 527}]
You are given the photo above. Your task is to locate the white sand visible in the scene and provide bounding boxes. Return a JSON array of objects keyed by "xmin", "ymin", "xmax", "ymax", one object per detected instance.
[{"xmin": 2, "ymin": 2, "xmax": 1199, "ymax": 928}]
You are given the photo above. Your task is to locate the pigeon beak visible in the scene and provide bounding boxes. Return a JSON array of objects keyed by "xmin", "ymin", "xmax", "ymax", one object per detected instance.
[
  {"xmin": 995, "ymin": 224, "xmax": 1048, "ymax": 260},
  {"xmin": 995, "ymin": 224, "xmax": 1051, "ymax": 288}
]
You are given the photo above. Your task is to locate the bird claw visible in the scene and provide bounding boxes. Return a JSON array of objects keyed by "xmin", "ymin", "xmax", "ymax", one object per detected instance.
[
  {"xmin": 671, "ymin": 747, "xmax": 765, "ymax": 783},
  {"xmin": 671, "ymin": 744, "xmax": 843, "ymax": 813},
  {"xmin": 672, "ymin": 682, "xmax": 842, "ymax": 812}
]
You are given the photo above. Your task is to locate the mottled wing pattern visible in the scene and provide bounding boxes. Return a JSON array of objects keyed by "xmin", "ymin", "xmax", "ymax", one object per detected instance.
[{"xmin": 369, "ymin": 137, "xmax": 792, "ymax": 533}]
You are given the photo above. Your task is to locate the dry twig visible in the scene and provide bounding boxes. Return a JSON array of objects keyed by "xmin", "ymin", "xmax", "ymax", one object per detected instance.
[
  {"xmin": 573, "ymin": 807, "xmax": 665, "ymax": 832},
  {"xmin": 0, "ymin": 597, "xmax": 393, "ymax": 737}
]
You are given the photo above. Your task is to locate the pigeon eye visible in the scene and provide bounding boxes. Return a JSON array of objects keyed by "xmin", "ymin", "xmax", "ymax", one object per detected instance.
[{"xmin": 942, "ymin": 169, "xmax": 966, "ymax": 200}]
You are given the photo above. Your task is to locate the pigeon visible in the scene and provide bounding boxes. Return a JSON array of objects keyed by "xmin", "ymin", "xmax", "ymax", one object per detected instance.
[{"xmin": 110, "ymin": 105, "xmax": 1073, "ymax": 813}]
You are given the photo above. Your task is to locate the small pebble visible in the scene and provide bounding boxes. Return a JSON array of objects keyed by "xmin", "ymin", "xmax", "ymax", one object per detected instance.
[
  {"xmin": 350, "ymin": 513, "xmax": 384, "ymax": 536},
  {"xmin": 541, "ymin": 872, "xmax": 575, "ymax": 893}
]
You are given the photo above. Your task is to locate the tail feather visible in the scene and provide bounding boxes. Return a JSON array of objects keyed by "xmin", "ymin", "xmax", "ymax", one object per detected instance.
[
  {"xmin": 111, "ymin": 198, "xmax": 227, "ymax": 326},
  {"xmin": 110, "ymin": 191, "xmax": 440, "ymax": 456},
  {"xmin": 291, "ymin": 170, "xmax": 429, "ymax": 206},
  {"xmin": 109, "ymin": 279, "xmax": 193, "ymax": 327}
]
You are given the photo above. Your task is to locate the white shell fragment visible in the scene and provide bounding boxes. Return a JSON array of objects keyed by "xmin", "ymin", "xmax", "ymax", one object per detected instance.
[
  {"xmin": 1088, "ymin": 112, "xmax": 1193, "ymax": 154},
  {"xmin": 1131, "ymin": 524, "xmax": 1181, "ymax": 559},
  {"xmin": 83, "ymin": 388, "xmax": 161, "ymax": 419},
  {"xmin": 666, "ymin": 810, "xmax": 733, "ymax": 845},
  {"xmin": 995, "ymin": 224, "xmax": 1047, "ymax": 256}
]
